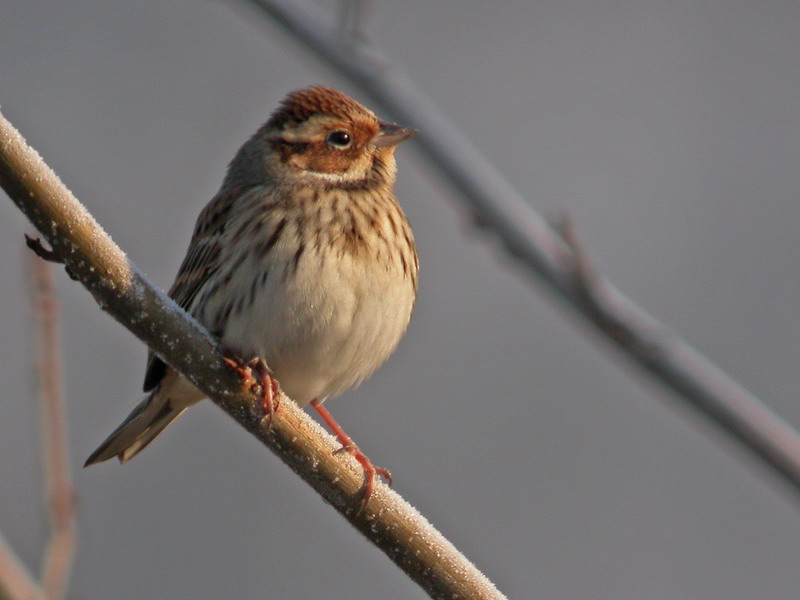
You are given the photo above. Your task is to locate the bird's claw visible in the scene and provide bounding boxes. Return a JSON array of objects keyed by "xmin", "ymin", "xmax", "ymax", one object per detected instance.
[{"xmin": 223, "ymin": 353, "xmax": 280, "ymax": 422}]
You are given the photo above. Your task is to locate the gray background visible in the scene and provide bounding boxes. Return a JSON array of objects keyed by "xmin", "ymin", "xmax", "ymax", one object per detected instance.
[{"xmin": 2, "ymin": 1, "xmax": 800, "ymax": 598}]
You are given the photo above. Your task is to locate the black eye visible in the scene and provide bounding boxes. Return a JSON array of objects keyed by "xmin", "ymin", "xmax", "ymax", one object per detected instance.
[{"xmin": 326, "ymin": 130, "xmax": 352, "ymax": 148}]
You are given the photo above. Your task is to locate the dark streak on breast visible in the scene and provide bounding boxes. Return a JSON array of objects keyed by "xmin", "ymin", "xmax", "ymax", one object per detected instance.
[{"xmin": 261, "ymin": 218, "xmax": 287, "ymax": 254}]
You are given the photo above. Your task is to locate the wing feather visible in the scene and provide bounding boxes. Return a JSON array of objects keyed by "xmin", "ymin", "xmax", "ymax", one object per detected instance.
[{"xmin": 143, "ymin": 187, "xmax": 241, "ymax": 392}]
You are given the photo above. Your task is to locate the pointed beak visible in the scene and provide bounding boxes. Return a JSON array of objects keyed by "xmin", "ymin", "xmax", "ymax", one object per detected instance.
[{"xmin": 372, "ymin": 121, "xmax": 418, "ymax": 147}]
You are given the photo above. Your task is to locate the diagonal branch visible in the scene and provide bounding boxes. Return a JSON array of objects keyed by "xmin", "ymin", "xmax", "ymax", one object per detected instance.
[
  {"xmin": 240, "ymin": 0, "xmax": 800, "ymax": 501},
  {"xmin": 0, "ymin": 532, "xmax": 44, "ymax": 600},
  {"xmin": 0, "ymin": 113, "xmax": 506, "ymax": 599}
]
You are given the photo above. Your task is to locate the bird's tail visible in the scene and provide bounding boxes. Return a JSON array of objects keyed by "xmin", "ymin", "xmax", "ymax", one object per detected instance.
[{"xmin": 84, "ymin": 387, "xmax": 194, "ymax": 466}]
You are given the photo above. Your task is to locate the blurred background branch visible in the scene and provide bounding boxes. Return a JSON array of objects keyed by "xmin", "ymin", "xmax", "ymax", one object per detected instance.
[
  {"xmin": 238, "ymin": 0, "xmax": 800, "ymax": 502},
  {"xmin": 28, "ymin": 255, "xmax": 76, "ymax": 600},
  {"xmin": 0, "ymin": 240, "xmax": 76, "ymax": 600},
  {"xmin": 0, "ymin": 532, "xmax": 43, "ymax": 600}
]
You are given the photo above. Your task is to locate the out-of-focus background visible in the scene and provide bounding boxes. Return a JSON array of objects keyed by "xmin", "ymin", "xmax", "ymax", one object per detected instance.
[{"xmin": 3, "ymin": 2, "xmax": 800, "ymax": 598}]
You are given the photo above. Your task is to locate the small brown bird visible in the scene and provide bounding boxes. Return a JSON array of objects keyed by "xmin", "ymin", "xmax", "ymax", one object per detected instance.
[{"xmin": 85, "ymin": 86, "xmax": 419, "ymax": 505}]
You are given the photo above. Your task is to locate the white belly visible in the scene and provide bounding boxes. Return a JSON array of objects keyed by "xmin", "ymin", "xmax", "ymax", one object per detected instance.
[{"xmin": 212, "ymin": 243, "xmax": 415, "ymax": 406}]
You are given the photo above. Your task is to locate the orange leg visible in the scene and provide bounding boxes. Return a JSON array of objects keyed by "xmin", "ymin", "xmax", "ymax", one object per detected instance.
[
  {"xmin": 223, "ymin": 352, "xmax": 280, "ymax": 421},
  {"xmin": 311, "ymin": 398, "xmax": 391, "ymax": 512}
]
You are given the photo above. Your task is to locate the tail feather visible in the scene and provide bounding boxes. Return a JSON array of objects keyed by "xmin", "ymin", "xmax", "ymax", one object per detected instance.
[{"xmin": 84, "ymin": 392, "xmax": 188, "ymax": 467}]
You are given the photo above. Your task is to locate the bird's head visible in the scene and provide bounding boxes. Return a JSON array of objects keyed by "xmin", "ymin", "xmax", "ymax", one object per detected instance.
[{"xmin": 226, "ymin": 86, "xmax": 416, "ymax": 189}]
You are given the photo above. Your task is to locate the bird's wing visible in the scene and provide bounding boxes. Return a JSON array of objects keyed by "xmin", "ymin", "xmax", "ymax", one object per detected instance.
[{"xmin": 142, "ymin": 187, "xmax": 241, "ymax": 392}]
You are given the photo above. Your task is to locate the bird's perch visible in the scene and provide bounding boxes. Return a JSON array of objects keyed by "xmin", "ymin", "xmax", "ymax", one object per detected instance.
[{"xmin": 0, "ymin": 110, "xmax": 506, "ymax": 600}]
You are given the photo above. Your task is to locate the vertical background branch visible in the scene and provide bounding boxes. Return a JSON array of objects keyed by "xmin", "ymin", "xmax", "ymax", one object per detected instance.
[
  {"xmin": 28, "ymin": 256, "xmax": 76, "ymax": 600},
  {"xmin": 0, "ymin": 245, "xmax": 76, "ymax": 600}
]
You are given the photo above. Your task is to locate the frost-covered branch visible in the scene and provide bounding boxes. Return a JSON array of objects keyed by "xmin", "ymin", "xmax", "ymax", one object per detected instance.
[
  {"xmin": 238, "ymin": 0, "xmax": 800, "ymax": 503},
  {"xmin": 0, "ymin": 112, "xmax": 505, "ymax": 600}
]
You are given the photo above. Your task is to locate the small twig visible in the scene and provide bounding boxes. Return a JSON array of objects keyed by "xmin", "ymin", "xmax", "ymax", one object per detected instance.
[
  {"xmin": 0, "ymin": 243, "xmax": 77, "ymax": 600},
  {"xmin": 27, "ymin": 254, "xmax": 76, "ymax": 600},
  {"xmin": 0, "ymin": 533, "xmax": 44, "ymax": 600},
  {"xmin": 550, "ymin": 215, "xmax": 661, "ymax": 356},
  {"xmin": 25, "ymin": 235, "xmax": 60, "ymax": 263},
  {"xmin": 338, "ymin": 0, "xmax": 371, "ymax": 44},
  {"xmin": 25, "ymin": 235, "xmax": 77, "ymax": 280},
  {"xmin": 241, "ymin": 0, "xmax": 800, "ymax": 506},
  {"xmin": 549, "ymin": 213, "xmax": 595, "ymax": 299}
]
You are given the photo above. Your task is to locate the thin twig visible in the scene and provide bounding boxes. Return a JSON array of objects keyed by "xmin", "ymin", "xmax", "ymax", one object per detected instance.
[
  {"xmin": 27, "ymin": 254, "xmax": 76, "ymax": 600},
  {"xmin": 0, "ymin": 236, "xmax": 78, "ymax": 600},
  {"xmin": 338, "ymin": 0, "xmax": 370, "ymax": 43},
  {"xmin": 25, "ymin": 236, "xmax": 77, "ymax": 281},
  {"xmin": 239, "ymin": 0, "xmax": 800, "ymax": 504},
  {"xmin": 549, "ymin": 213, "xmax": 596, "ymax": 300},
  {"xmin": 0, "ymin": 533, "xmax": 44, "ymax": 600},
  {"xmin": 0, "ymin": 112, "xmax": 505, "ymax": 599}
]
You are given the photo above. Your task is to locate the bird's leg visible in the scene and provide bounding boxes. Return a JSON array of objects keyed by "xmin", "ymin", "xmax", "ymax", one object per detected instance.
[
  {"xmin": 223, "ymin": 351, "xmax": 280, "ymax": 422},
  {"xmin": 310, "ymin": 398, "xmax": 391, "ymax": 513}
]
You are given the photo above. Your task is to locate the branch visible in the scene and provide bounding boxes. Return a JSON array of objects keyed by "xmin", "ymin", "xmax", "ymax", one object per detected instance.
[
  {"xmin": 0, "ymin": 214, "xmax": 76, "ymax": 600},
  {"xmin": 0, "ymin": 532, "xmax": 43, "ymax": 600},
  {"xmin": 27, "ymin": 255, "xmax": 76, "ymax": 600},
  {"xmin": 0, "ymin": 114, "xmax": 505, "ymax": 599},
  {"xmin": 240, "ymin": 0, "xmax": 800, "ymax": 501}
]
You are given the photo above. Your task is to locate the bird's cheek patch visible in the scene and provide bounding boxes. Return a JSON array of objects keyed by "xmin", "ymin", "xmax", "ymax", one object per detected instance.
[{"xmin": 304, "ymin": 149, "xmax": 355, "ymax": 174}]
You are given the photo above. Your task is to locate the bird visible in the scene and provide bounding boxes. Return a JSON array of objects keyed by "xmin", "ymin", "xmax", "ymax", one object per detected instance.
[{"xmin": 85, "ymin": 85, "xmax": 419, "ymax": 507}]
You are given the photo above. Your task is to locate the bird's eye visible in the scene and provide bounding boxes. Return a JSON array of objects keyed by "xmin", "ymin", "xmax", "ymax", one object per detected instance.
[{"xmin": 326, "ymin": 130, "xmax": 352, "ymax": 148}]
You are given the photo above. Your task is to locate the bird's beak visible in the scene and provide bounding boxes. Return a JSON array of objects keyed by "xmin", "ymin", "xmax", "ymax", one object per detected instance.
[{"xmin": 372, "ymin": 121, "xmax": 418, "ymax": 147}]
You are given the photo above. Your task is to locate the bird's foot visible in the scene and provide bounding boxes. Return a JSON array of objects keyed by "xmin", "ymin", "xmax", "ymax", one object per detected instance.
[
  {"xmin": 223, "ymin": 352, "xmax": 280, "ymax": 423},
  {"xmin": 311, "ymin": 398, "xmax": 391, "ymax": 514},
  {"xmin": 335, "ymin": 443, "xmax": 392, "ymax": 513}
]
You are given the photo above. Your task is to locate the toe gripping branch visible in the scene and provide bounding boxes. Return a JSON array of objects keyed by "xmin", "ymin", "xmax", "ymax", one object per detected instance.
[
  {"xmin": 223, "ymin": 353, "xmax": 280, "ymax": 421},
  {"xmin": 221, "ymin": 354, "xmax": 389, "ymax": 513},
  {"xmin": 311, "ymin": 398, "xmax": 391, "ymax": 513}
]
